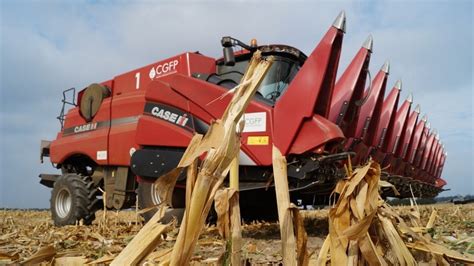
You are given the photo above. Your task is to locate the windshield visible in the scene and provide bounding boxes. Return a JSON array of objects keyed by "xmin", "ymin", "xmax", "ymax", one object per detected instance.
[
  {"xmin": 256, "ymin": 57, "xmax": 299, "ymax": 103},
  {"xmin": 216, "ymin": 55, "xmax": 300, "ymax": 104}
]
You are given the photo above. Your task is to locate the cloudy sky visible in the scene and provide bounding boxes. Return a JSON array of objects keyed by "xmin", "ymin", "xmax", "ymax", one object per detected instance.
[{"xmin": 1, "ymin": 0, "xmax": 472, "ymax": 208}]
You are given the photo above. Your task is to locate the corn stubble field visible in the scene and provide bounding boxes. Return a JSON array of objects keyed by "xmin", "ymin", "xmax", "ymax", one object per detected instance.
[{"xmin": 0, "ymin": 203, "xmax": 473, "ymax": 265}]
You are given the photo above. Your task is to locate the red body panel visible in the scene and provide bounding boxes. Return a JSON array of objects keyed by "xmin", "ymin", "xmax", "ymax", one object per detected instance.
[
  {"xmin": 273, "ymin": 26, "xmax": 344, "ymax": 154},
  {"xmin": 414, "ymin": 126, "xmax": 430, "ymax": 168},
  {"xmin": 346, "ymin": 66, "xmax": 389, "ymax": 166},
  {"xmin": 386, "ymin": 99, "xmax": 411, "ymax": 155},
  {"xmin": 392, "ymin": 108, "xmax": 418, "ymax": 177},
  {"xmin": 432, "ymin": 145, "xmax": 443, "ymax": 176},
  {"xmin": 373, "ymin": 86, "xmax": 400, "ymax": 150},
  {"xmin": 396, "ymin": 109, "xmax": 419, "ymax": 159},
  {"xmin": 289, "ymin": 115, "xmax": 344, "ymax": 154},
  {"xmin": 381, "ymin": 99, "xmax": 411, "ymax": 173},
  {"xmin": 435, "ymin": 178, "xmax": 447, "ymax": 188},
  {"xmin": 167, "ymin": 74, "xmax": 275, "ymax": 165},
  {"xmin": 421, "ymin": 132, "xmax": 436, "ymax": 171},
  {"xmin": 51, "ymin": 52, "xmax": 218, "ymax": 166},
  {"xmin": 436, "ymin": 153, "xmax": 447, "ymax": 179},
  {"xmin": 427, "ymin": 140, "xmax": 440, "ymax": 176},
  {"xmin": 405, "ymin": 117, "xmax": 425, "ymax": 164},
  {"xmin": 50, "ymin": 98, "xmax": 111, "ymax": 165},
  {"xmin": 329, "ymin": 44, "xmax": 371, "ymax": 137},
  {"xmin": 355, "ymin": 68, "xmax": 388, "ymax": 144}
]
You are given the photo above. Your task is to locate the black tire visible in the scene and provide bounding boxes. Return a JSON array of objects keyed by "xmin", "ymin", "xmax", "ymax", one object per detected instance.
[
  {"xmin": 240, "ymin": 188, "xmax": 279, "ymax": 222},
  {"xmin": 50, "ymin": 174, "xmax": 99, "ymax": 226},
  {"xmin": 137, "ymin": 181, "xmax": 185, "ymax": 223}
]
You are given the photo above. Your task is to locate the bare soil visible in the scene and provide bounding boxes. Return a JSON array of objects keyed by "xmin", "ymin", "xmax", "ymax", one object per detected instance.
[{"xmin": 1, "ymin": 203, "xmax": 473, "ymax": 264}]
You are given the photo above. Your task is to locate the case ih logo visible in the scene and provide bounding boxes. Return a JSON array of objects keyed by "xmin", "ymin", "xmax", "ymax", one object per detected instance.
[
  {"xmin": 74, "ymin": 122, "xmax": 98, "ymax": 133},
  {"xmin": 151, "ymin": 107, "xmax": 189, "ymax": 126},
  {"xmin": 144, "ymin": 102, "xmax": 193, "ymax": 131},
  {"xmin": 149, "ymin": 59, "xmax": 179, "ymax": 79},
  {"xmin": 63, "ymin": 121, "xmax": 104, "ymax": 136}
]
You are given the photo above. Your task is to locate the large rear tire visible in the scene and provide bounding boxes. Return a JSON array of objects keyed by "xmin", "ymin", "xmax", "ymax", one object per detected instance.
[
  {"xmin": 50, "ymin": 174, "xmax": 99, "ymax": 226},
  {"xmin": 137, "ymin": 181, "xmax": 185, "ymax": 223}
]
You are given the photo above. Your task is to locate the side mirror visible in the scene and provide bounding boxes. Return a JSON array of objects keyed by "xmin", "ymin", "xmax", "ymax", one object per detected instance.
[
  {"xmin": 221, "ymin": 36, "xmax": 235, "ymax": 66},
  {"xmin": 223, "ymin": 46, "xmax": 235, "ymax": 66},
  {"xmin": 221, "ymin": 36, "xmax": 255, "ymax": 66}
]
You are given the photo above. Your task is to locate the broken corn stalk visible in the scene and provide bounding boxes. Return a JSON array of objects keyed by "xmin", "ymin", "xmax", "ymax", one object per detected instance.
[
  {"xmin": 317, "ymin": 160, "xmax": 474, "ymax": 265},
  {"xmin": 229, "ymin": 155, "xmax": 242, "ymax": 265},
  {"xmin": 272, "ymin": 145, "xmax": 297, "ymax": 264},
  {"xmin": 168, "ymin": 51, "xmax": 273, "ymax": 266}
]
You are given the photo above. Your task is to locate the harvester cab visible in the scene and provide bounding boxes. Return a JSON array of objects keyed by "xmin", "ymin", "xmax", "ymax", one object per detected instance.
[{"xmin": 203, "ymin": 36, "xmax": 306, "ymax": 105}]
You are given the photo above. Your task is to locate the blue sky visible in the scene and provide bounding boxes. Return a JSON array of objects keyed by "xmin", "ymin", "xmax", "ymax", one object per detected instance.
[{"xmin": 1, "ymin": 0, "xmax": 472, "ymax": 208}]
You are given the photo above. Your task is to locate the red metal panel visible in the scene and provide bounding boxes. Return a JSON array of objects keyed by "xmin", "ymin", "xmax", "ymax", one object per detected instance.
[
  {"xmin": 113, "ymin": 54, "xmax": 184, "ymax": 97},
  {"xmin": 434, "ymin": 146, "xmax": 444, "ymax": 177},
  {"xmin": 430, "ymin": 142, "xmax": 443, "ymax": 176},
  {"xmin": 50, "ymin": 98, "xmax": 111, "ymax": 165},
  {"xmin": 112, "ymin": 52, "xmax": 215, "ymax": 97},
  {"xmin": 329, "ymin": 43, "xmax": 371, "ymax": 137},
  {"xmin": 135, "ymin": 116, "xmax": 194, "ymax": 147},
  {"xmin": 414, "ymin": 124, "xmax": 430, "ymax": 167},
  {"xmin": 168, "ymin": 74, "xmax": 229, "ymax": 118},
  {"xmin": 108, "ymin": 90, "xmax": 145, "ymax": 166},
  {"xmin": 50, "ymin": 126, "xmax": 110, "ymax": 165},
  {"xmin": 405, "ymin": 117, "xmax": 426, "ymax": 164},
  {"xmin": 427, "ymin": 139, "xmax": 440, "ymax": 176},
  {"xmin": 396, "ymin": 108, "xmax": 419, "ymax": 158},
  {"xmin": 436, "ymin": 152, "xmax": 447, "ymax": 179},
  {"xmin": 386, "ymin": 98, "xmax": 411, "ymax": 155},
  {"xmin": 273, "ymin": 24, "xmax": 344, "ymax": 154},
  {"xmin": 373, "ymin": 86, "xmax": 400, "ymax": 150},
  {"xmin": 167, "ymin": 74, "xmax": 275, "ymax": 165},
  {"xmin": 350, "ymin": 141, "xmax": 371, "ymax": 166},
  {"xmin": 435, "ymin": 178, "xmax": 447, "ymax": 188},
  {"xmin": 354, "ymin": 67, "xmax": 389, "ymax": 143},
  {"xmin": 421, "ymin": 131, "xmax": 436, "ymax": 170},
  {"xmin": 145, "ymin": 79, "xmax": 216, "ymax": 124},
  {"xmin": 289, "ymin": 115, "xmax": 344, "ymax": 155}
]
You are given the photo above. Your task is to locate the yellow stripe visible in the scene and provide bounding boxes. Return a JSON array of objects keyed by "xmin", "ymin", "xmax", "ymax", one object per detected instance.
[{"xmin": 247, "ymin": 136, "xmax": 269, "ymax": 145}]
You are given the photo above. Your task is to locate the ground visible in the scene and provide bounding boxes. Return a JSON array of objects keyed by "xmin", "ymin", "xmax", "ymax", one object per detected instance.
[{"xmin": 1, "ymin": 203, "xmax": 473, "ymax": 265}]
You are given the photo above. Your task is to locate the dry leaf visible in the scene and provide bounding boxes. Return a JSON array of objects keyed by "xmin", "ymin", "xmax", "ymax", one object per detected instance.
[{"xmin": 22, "ymin": 245, "xmax": 56, "ymax": 265}]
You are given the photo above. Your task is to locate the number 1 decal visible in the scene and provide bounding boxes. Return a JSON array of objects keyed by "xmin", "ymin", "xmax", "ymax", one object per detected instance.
[{"xmin": 135, "ymin": 72, "xmax": 140, "ymax": 90}]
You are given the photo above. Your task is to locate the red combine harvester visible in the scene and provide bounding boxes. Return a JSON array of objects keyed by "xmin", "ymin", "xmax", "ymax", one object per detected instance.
[{"xmin": 40, "ymin": 12, "xmax": 447, "ymax": 225}]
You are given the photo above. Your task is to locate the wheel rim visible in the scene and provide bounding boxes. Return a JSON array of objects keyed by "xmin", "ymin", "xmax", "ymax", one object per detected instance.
[
  {"xmin": 150, "ymin": 183, "xmax": 162, "ymax": 206},
  {"xmin": 56, "ymin": 188, "xmax": 72, "ymax": 218}
]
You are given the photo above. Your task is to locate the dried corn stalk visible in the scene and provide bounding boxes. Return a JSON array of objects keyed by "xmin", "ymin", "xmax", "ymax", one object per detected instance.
[
  {"xmin": 229, "ymin": 157, "xmax": 243, "ymax": 266},
  {"xmin": 21, "ymin": 245, "xmax": 56, "ymax": 265},
  {"xmin": 228, "ymin": 156, "xmax": 242, "ymax": 265},
  {"xmin": 317, "ymin": 160, "xmax": 474, "ymax": 265},
  {"xmin": 215, "ymin": 188, "xmax": 232, "ymax": 239},
  {"xmin": 291, "ymin": 204, "xmax": 310, "ymax": 266},
  {"xmin": 110, "ymin": 205, "xmax": 173, "ymax": 265},
  {"xmin": 272, "ymin": 145, "xmax": 297, "ymax": 264},
  {"xmin": 168, "ymin": 51, "xmax": 273, "ymax": 266},
  {"xmin": 214, "ymin": 186, "xmax": 241, "ymax": 264}
]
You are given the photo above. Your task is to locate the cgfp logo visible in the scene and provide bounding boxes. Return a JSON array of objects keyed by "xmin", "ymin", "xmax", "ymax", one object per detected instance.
[
  {"xmin": 149, "ymin": 59, "xmax": 179, "ymax": 79},
  {"xmin": 242, "ymin": 112, "xmax": 266, "ymax": 133}
]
